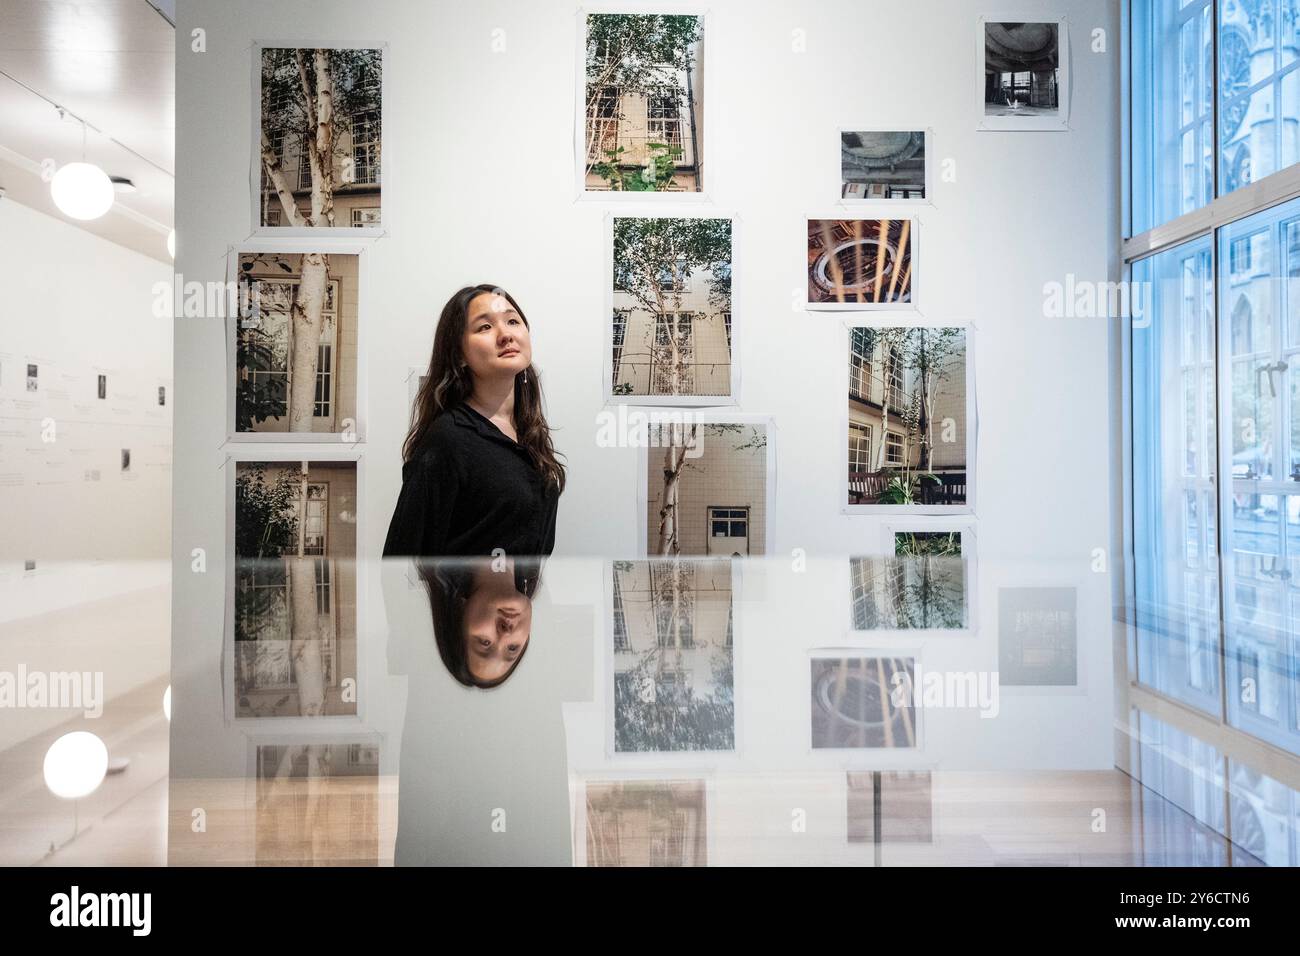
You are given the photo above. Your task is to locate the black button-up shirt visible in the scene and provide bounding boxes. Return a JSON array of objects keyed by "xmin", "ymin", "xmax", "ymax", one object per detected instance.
[{"xmin": 382, "ymin": 402, "xmax": 560, "ymax": 557}]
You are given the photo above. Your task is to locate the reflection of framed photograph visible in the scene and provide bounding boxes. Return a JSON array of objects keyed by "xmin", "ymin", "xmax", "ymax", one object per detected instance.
[
  {"xmin": 998, "ymin": 586, "xmax": 1078, "ymax": 686},
  {"xmin": 850, "ymin": 525, "xmax": 974, "ymax": 637},
  {"xmin": 807, "ymin": 217, "xmax": 916, "ymax": 310},
  {"xmin": 604, "ymin": 558, "xmax": 736, "ymax": 757},
  {"xmin": 226, "ymin": 453, "xmax": 363, "ymax": 723},
  {"xmin": 26, "ymin": 364, "xmax": 37, "ymax": 392},
  {"xmin": 847, "ymin": 771, "xmax": 934, "ymax": 844},
  {"xmin": 605, "ymin": 214, "xmax": 736, "ymax": 405},
  {"xmin": 578, "ymin": 778, "xmax": 709, "ymax": 866},
  {"xmin": 637, "ymin": 414, "xmax": 776, "ymax": 556},
  {"xmin": 158, "ymin": 385, "xmax": 166, "ymax": 406},
  {"xmin": 251, "ymin": 43, "xmax": 385, "ymax": 235},
  {"xmin": 578, "ymin": 11, "xmax": 709, "ymax": 199},
  {"xmin": 844, "ymin": 322, "xmax": 975, "ymax": 515},
  {"xmin": 120, "ymin": 448, "xmax": 130, "ymax": 472},
  {"xmin": 226, "ymin": 242, "xmax": 367, "ymax": 442},
  {"xmin": 97, "ymin": 374, "xmax": 106, "ymax": 400},
  {"xmin": 979, "ymin": 16, "xmax": 1070, "ymax": 131},
  {"xmin": 249, "ymin": 735, "xmax": 381, "ymax": 865},
  {"xmin": 839, "ymin": 129, "xmax": 930, "ymax": 203},
  {"xmin": 810, "ymin": 653, "xmax": 919, "ymax": 750}
]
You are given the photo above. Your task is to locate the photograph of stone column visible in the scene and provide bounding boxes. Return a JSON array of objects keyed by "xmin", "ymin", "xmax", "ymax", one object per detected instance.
[
  {"xmin": 851, "ymin": 531, "xmax": 968, "ymax": 631},
  {"xmin": 847, "ymin": 326, "xmax": 968, "ymax": 508},
  {"xmin": 234, "ymin": 251, "xmax": 359, "ymax": 436},
  {"xmin": 583, "ymin": 13, "xmax": 704, "ymax": 193},
  {"xmin": 808, "ymin": 218, "xmax": 914, "ymax": 307},
  {"xmin": 644, "ymin": 421, "xmax": 769, "ymax": 555},
  {"xmin": 611, "ymin": 559, "xmax": 734, "ymax": 753},
  {"xmin": 234, "ymin": 459, "xmax": 358, "ymax": 719},
  {"xmin": 981, "ymin": 20, "xmax": 1067, "ymax": 128},
  {"xmin": 254, "ymin": 741, "xmax": 379, "ymax": 865},
  {"xmin": 840, "ymin": 130, "xmax": 927, "ymax": 200},
  {"xmin": 611, "ymin": 216, "xmax": 732, "ymax": 400},
  {"xmin": 582, "ymin": 779, "xmax": 708, "ymax": 866},
  {"xmin": 811, "ymin": 656, "xmax": 918, "ymax": 749},
  {"xmin": 257, "ymin": 47, "xmax": 382, "ymax": 229}
]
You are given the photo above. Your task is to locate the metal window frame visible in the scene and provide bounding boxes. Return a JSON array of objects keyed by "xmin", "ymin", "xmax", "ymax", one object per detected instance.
[{"xmin": 1121, "ymin": 0, "xmax": 1300, "ymax": 792}]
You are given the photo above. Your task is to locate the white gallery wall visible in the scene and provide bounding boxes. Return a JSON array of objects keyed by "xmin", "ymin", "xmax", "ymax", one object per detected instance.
[
  {"xmin": 0, "ymin": 197, "xmax": 172, "ymax": 746},
  {"xmin": 171, "ymin": 0, "xmax": 1119, "ymax": 805}
]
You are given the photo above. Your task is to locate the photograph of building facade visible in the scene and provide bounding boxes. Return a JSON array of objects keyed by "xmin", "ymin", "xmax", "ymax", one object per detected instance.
[
  {"xmin": 810, "ymin": 656, "xmax": 917, "ymax": 749},
  {"xmin": 1218, "ymin": 0, "xmax": 1300, "ymax": 193},
  {"xmin": 808, "ymin": 219, "xmax": 913, "ymax": 306},
  {"xmin": 258, "ymin": 47, "xmax": 382, "ymax": 228},
  {"xmin": 645, "ymin": 422, "xmax": 768, "ymax": 555},
  {"xmin": 254, "ymin": 741, "xmax": 379, "ymax": 865},
  {"xmin": 983, "ymin": 22, "xmax": 1060, "ymax": 117},
  {"xmin": 847, "ymin": 326, "xmax": 967, "ymax": 506},
  {"xmin": 841, "ymin": 131, "xmax": 927, "ymax": 200},
  {"xmin": 235, "ymin": 252, "xmax": 359, "ymax": 435},
  {"xmin": 851, "ymin": 531, "xmax": 967, "ymax": 631},
  {"xmin": 584, "ymin": 14, "xmax": 704, "ymax": 192},
  {"xmin": 612, "ymin": 216, "xmax": 731, "ymax": 398},
  {"xmin": 233, "ymin": 460, "xmax": 358, "ymax": 719},
  {"xmin": 583, "ymin": 779, "xmax": 708, "ymax": 866},
  {"xmin": 611, "ymin": 559, "xmax": 734, "ymax": 753}
]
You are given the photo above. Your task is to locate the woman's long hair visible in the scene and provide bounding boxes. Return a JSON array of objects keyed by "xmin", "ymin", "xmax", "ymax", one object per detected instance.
[{"xmin": 403, "ymin": 284, "xmax": 566, "ymax": 493}]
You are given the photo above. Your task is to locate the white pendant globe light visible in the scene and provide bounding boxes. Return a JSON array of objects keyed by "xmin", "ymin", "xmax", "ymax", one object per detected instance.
[
  {"xmin": 43, "ymin": 731, "xmax": 109, "ymax": 799},
  {"xmin": 50, "ymin": 161, "xmax": 114, "ymax": 221}
]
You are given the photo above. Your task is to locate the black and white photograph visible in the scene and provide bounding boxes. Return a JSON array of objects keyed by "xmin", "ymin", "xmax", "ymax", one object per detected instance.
[
  {"xmin": 25, "ymin": 363, "xmax": 37, "ymax": 392},
  {"xmin": 981, "ymin": 19, "xmax": 1069, "ymax": 130},
  {"xmin": 96, "ymin": 373, "xmax": 106, "ymax": 399},
  {"xmin": 998, "ymin": 586, "xmax": 1078, "ymax": 686}
]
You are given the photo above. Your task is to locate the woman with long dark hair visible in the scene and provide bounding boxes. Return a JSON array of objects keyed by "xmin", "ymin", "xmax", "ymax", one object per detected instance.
[{"xmin": 383, "ymin": 284, "xmax": 566, "ymax": 557}]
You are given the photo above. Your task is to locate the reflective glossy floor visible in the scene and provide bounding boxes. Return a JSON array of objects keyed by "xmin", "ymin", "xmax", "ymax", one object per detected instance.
[{"xmin": 2, "ymin": 557, "xmax": 1296, "ymax": 866}]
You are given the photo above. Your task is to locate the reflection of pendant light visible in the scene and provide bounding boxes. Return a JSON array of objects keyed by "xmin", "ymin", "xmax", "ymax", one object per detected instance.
[
  {"xmin": 43, "ymin": 731, "xmax": 108, "ymax": 799},
  {"xmin": 50, "ymin": 116, "xmax": 113, "ymax": 221},
  {"xmin": 166, "ymin": 229, "xmax": 175, "ymax": 259}
]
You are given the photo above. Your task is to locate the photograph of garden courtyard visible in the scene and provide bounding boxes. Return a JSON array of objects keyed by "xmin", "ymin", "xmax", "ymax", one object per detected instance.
[{"xmin": 847, "ymin": 327, "xmax": 968, "ymax": 507}]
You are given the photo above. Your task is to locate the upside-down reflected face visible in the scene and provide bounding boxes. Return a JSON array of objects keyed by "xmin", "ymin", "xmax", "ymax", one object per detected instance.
[{"xmin": 462, "ymin": 561, "xmax": 533, "ymax": 684}]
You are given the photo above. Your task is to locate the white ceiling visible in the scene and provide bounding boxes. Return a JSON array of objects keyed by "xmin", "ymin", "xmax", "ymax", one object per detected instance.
[{"xmin": 0, "ymin": 0, "xmax": 174, "ymax": 263}]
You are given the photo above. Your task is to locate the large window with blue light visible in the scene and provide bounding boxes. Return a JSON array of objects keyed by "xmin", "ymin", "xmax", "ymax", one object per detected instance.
[{"xmin": 1130, "ymin": 0, "xmax": 1300, "ymax": 758}]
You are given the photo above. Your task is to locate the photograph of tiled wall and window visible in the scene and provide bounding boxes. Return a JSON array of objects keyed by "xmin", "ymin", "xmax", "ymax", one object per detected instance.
[{"xmin": 1129, "ymin": 0, "xmax": 1300, "ymax": 865}]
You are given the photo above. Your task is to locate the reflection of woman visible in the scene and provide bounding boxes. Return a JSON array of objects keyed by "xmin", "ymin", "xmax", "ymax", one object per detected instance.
[
  {"xmin": 383, "ymin": 285, "xmax": 566, "ymax": 557},
  {"xmin": 418, "ymin": 557, "xmax": 541, "ymax": 688},
  {"xmin": 380, "ymin": 557, "xmax": 590, "ymax": 866}
]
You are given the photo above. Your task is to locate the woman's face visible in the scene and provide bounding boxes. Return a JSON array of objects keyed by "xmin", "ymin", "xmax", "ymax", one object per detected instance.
[
  {"xmin": 461, "ymin": 291, "xmax": 531, "ymax": 382},
  {"xmin": 462, "ymin": 563, "xmax": 533, "ymax": 684}
]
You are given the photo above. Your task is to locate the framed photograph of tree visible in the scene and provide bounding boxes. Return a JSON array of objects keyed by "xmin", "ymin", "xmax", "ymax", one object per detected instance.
[
  {"xmin": 225, "ymin": 453, "xmax": 362, "ymax": 724},
  {"xmin": 807, "ymin": 217, "xmax": 918, "ymax": 310},
  {"xmin": 578, "ymin": 10, "xmax": 710, "ymax": 199},
  {"xmin": 605, "ymin": 214, "xmax": 735, "ymax": 405},
  {"xmin": 637, "ymin": 413, "xmax": 776, "ymax": 556},
  {"xmin": 604, "ymin": 558, "xmax": 737, "ymax": 758},
  {"xmin": 843, "ymin": 322, "xmax": 975, "ymax": 514},
  {"xmin": 252, "ymin": 44, "xmax": 385, "ymax": 234},
  {"xmin": 849, "ymin": 523, "xmax": 976, "ymax": 637},
  {"xmin": 226, "ymin": 242, "xmax": 367, "ymax": 443},
  {"xmin": 978, "ymin": 16, "xmax": 1070, "ymax": 132},
  {"xmin": 839, "ymin": 129, "xmax": 932, "ymax": 204}
]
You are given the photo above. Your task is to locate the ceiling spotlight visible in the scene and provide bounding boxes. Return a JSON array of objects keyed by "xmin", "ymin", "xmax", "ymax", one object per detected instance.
[{"xmin": 50, "ymin": 161, "xmax": 114, "ymax": 221}]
